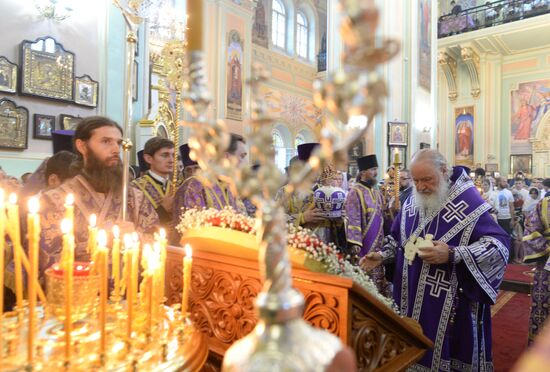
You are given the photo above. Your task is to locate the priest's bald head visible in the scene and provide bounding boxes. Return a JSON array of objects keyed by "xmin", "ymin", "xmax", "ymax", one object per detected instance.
[
  {"xmin": 72, "ymin": 116, "xmax": 124, "ymax": 193},
  {"xmin": 410, "ymin": 149, "xmax": 452, "ymax": 213}
]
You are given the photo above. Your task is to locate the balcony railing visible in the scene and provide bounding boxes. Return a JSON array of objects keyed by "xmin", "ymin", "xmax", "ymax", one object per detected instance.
[{"xmin": 438, "ymin": 0, "xmax": 550, "ymax": 38}]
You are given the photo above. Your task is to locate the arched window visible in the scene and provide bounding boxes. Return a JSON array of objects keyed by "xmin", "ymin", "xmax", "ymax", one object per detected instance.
[
  {"xmin": 296, "ymin": 12, "xmax": 308, "ymax": 59},
  {"xmin": 272, "ymin": 129, "xmax": 286, "ymax": 171},
  {"xmin": 272, "ymin": 0, "xmax": 286, "ymax": 49}
]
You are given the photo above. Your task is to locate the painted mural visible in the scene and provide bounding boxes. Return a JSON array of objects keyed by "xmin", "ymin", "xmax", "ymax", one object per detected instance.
[
  {"xmin": 252, "ymin": 0, "xmax": 268, "ymax": 47},
  {"xmin": 418, "ymin": 0, "xmax": 432, "ymax": 91},
  {"xmin": 226, "ymin": 30, "xmax": 244, "ymax": 121},
  {"xmin": 455, "ymin": 106, "xmax": 474, "ymax": 166},
  {"xmin": 510, "ymin": 79, "xmax": 550, "ymax": 152},
  {"xmin": 259, "ymin": 85, "xmax": 322, "ymax": 128}
]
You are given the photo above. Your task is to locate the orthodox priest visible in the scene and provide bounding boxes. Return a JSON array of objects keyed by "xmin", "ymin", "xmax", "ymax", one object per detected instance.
[
  {"xmin": 172, "ymin": 134, "xmax": 246, "ymax": 226},
  {"xmin": 522, "ymin": 195, "xmax": 550, "ymax": 344},
  {"xmin": 133, "ymin": 137, "xmax": 175, "ymax": 227},
  {"xmin": 39, "ymin": 116, "xmax": 159, "ymax": 276},
  {"xmin": 275, "ymin": 143, "xmax": 325, "ymax": 227},
  {"xmin": 362, "ymin": 149, "xmax": 510, "ymax": 371},
  {"xmin": 344, "ymin": 154, "xmax": 390, "ymax": 295}
]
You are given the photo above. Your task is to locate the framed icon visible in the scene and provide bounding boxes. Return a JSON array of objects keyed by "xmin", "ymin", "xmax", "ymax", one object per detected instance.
[
  {"xmin": 0, "ymin": 56, "xmax": 17, "ymax": 93},
  {"xmin": 60, "ymin": 114, "xmax": 82, "ymax": 130},
  {"xmin": 33, "ymin": 114, "xmax": 55, "ymax": 139},
  {"xmin": 0, "ymin": 98, "xmax": 28, "ymax": 150},
  {"xmin": 388, "ymin": 121, "xmax": 408, "ymax": 146},
  {"xmin": 74, "ymin": 75, "xmax": 98, "ymax": 107},
  {"xmin": 510, "ymin": 154, "xmax": 532, "ymax": 176},
  {"xmin": 20, "ymin": 36, "xmax": 74, "ymax": 102}
]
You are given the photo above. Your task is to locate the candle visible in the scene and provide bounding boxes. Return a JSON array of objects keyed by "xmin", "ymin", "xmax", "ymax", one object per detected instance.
[
  {"xmin": 87, "ymin": 214, "xmax": 97, "ymax": 257},
  {"xmin": 97, "ymin": 232, "xmax": 108, "ymax": 355},
  {"xmin": 64, "ymin": 194, "xmax": 74, "ymax": 234},
  {"xmin": 61, "ymin": 218, "xmax": 74, "ymax": 360},
  {"xmin": 181, "ymin": 244, "xmax": 193, "ymax": 315},
  {"xmin": 7, "ymin": 193, "xmax": 23, "ymax": 312},
  {"xmin": 0, "ymin": 189, "xmax": 5, "ymax": 359},
  {"xmin": 186, "ymin": 0, "xmax": 203, "ymax": 51},
  {"xmin": 123, "ymin": 235, "xmax": 135, "ymax": 341},
  {"xmin": 131, "ymin": 233, "xmax": 140, "ymax": 309},
  {"xmin": 158, "ymin": 229, "xmax": 167, "ymax": 306},
  {"xmin": 393, "ymin": 148, "xmax": 400, "ymax": 164},
  {"xmin": 27, "ymin": 197, "xmax": 40, "ymax": 362},
  {"xmin": 112, "ymin": 225, "xmax": 121, "ymax": 301},
  {"xmin": 143, "ymin": 244, "xmax": 154, "ymax": 334}
]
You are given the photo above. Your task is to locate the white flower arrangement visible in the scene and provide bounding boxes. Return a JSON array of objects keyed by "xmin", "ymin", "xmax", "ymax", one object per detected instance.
[{"xmin": 176, "ymin": 208, "xmax": 397, "ymax": 311}]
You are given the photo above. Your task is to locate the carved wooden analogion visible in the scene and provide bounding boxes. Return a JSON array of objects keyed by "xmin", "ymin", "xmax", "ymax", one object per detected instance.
[{"xmin": 166, "ymin": 247, "xmax": 432, "ymax": 371}]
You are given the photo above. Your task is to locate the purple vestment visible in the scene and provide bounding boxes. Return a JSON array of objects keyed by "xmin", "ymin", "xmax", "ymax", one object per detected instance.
[
  {"xmin": 172, "ymin": 176, "xmax": 239, "ymax": 227},
  {"xmin": 39, "ymin": 175, "xmax": 159, "ymax": 276},
  {"xmin": 345, "ymin": 182, "xmax": 390, "ymax": 296},
  {"xmin": 132, "ymin": 172, "xmax": 173, "ymax": 225},
  {"xmin": 381, "ymin": 168, "xmax": 510, "ymax": 371},
  {"xmin": 522, "ymin": 196, "xmax": 550, "ymax": 344}
]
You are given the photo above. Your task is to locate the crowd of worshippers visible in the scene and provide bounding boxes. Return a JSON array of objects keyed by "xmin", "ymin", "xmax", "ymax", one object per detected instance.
[{"xmin": 2, "ymin": 115, "xmax": 550, "ymax": 370}]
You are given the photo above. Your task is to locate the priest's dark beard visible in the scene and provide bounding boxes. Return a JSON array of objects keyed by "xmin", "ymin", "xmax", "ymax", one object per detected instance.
[{"xmin": 81, "ymin": 150, "xmax": 123, "ymax": 194}]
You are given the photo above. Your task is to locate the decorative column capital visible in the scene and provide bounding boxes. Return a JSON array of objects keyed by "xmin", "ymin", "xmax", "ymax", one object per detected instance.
[
  {"xmin": 460, "ymin": 46, "xmax": 481, "ymax": 99},
  {"xmin": 438, "ymin": 50, "xmax": 458, "ymax": 101}
]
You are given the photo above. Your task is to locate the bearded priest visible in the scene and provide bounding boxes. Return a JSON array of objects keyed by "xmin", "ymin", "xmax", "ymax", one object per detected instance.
[{"xmin": 361, "ymin": 149, "xmax": 510, "ymax": 371}]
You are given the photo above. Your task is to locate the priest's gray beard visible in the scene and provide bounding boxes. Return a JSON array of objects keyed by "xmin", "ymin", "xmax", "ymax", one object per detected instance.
[{"xmin": 413, "ymin": 178, "xmax": 450, "ymax": 215}]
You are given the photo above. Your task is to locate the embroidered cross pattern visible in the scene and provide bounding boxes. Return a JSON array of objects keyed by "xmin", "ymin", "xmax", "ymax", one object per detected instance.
[
  {"xmin": 425, "ymin": 269, "xmax": 451, "ymax": 297},
  {"xmin": 442, "ymin": 200, "xmax": 469, "ymax": 223},
  {"xmin": 404, "ymin": 197, "xmax": 417, "ymax": 218}
]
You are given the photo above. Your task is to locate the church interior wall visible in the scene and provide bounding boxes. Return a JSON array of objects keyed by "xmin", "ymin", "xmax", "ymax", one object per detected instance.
[
  {"xmin": 438, "ymin": 40, "xmax": 550, "ymax": 176},
  {"xmin": 0, "ymin": 0, "xmax": 108, "ymax": 177}
]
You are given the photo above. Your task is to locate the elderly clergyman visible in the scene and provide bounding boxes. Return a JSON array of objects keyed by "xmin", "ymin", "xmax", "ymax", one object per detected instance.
[{"xmin": 362, "ymin": 149, "xmax": 510, "ymax": 371}]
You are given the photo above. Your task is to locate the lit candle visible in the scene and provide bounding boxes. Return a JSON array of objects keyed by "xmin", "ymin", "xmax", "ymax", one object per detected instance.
[
  {"xmin": 64, "ymin": 194, "xmax": 74, "ymax": 234},
  {"xmin": 112, "ymin": 225, "xmax": 121, "ymax": 301},
  {"xmin": 97, "ymin": 230, "xmax": 108, "ymax": 355},
  {"xmin": 186, "ymin": 0, "xmax": 203, "ymax": 51},
  {"xmin": 61, "ymin": 218, "xmax": 74, "ymax": 360},
  {"xmin": 158, "ymin": 228, "xmax": 167, "ymax": 305},
  {"xmin": 123, "ymin": 235, "xmax": 134, "ymax": 341},
  {"xmin": 131, "ymin": 232, "xmax": 140, "ymax": 309},
  {"xmin": 27, "ymin": 197, "xmax": 40, "ymax": 362},
  {"xmin": 181, "ymin": 244, "xmax": 193, "ymax": 315},
  {"xmin": 143, "ymin": 244, "xmax": 154, "ymax": 334},
  {"xmin": 87, "ymin": 214, "xmax": 97, "ymax": 257},
  {"xmin": 0, "ymin": 189, "xmax": 5, "ymax": 359},
  {"xmin": 393, "ymin": 148, "xmax": 400, "ymax": 164},
  {"xmin": 7, "ymin": 193, "xmax": 23, "ymax": 312}
]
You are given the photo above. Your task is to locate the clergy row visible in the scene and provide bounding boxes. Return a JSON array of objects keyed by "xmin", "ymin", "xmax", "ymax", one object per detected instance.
[{"xmin": 3, "ymin": 115, "xmax": 514, "ymax": 371}]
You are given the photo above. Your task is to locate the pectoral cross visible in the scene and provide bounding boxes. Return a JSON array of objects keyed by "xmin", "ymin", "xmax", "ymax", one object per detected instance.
[{"xmin": 404, "ymin": 234, "xmax": 434, "ymax": 265}]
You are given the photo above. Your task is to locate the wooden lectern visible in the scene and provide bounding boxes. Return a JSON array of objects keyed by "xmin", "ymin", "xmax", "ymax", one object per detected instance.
[{"xmin": 166, "ymin": 243, "xmax": 432, "ymax": 371}]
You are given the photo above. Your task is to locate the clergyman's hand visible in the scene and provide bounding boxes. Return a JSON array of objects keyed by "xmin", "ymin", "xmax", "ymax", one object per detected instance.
[
  {"xmin": 161, "ymin": 194, "xmax": 174, "ymax": 213},
  {"xmin": 359, "ymin": 252, "xmax": 383, "ymax": 272},
  {"xmin": 418, "ymin": 240, "xmax": 450, "ymax": 264},
  {"xmin": 303, "ymin": 208, "xmax": 326, "ymax": 224}
]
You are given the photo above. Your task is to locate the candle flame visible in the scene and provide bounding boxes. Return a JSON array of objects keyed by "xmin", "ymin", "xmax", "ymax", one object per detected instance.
[
  {"xmin": 184, "ymin": 244, "xmax": 192, "ymax": 258},
  {"xmin": 132, "ymin": 232, "xmax": 139, "ymax": 242},
  {"xmin": 89, "ymin": 214, "xmax": 97, "ymax": 228},
  {"xmin": 153, "ymin": 241, "xmax": 161, "ymax": 253},
  {"xmin": 123, "ymin": 234, "xmax": 133, "ymax": 249},
  {"xmin": 61, "ymin": 218, "xmax": 72, "ymax": 234},
  {"xmin": 8, "ymin": 192, "xmax": 17, "ymax": 204},
  {"xmin": 65, "ymin": 193, "xmax": 74, "ymax": 206},
  {"xmin": 113, "ymin": 225, "xmax": 120, "ymax": 239},
  {"xmin": 97, "ymin": 229, "xmax": 107, "ymax": 247},
  {"xmin": 28, "ymin": 197, "xmax": 40, "ymax": 214},
  {"xmin": 159, "ymin": 228, "xmax": 166, "ymax": 239}
]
